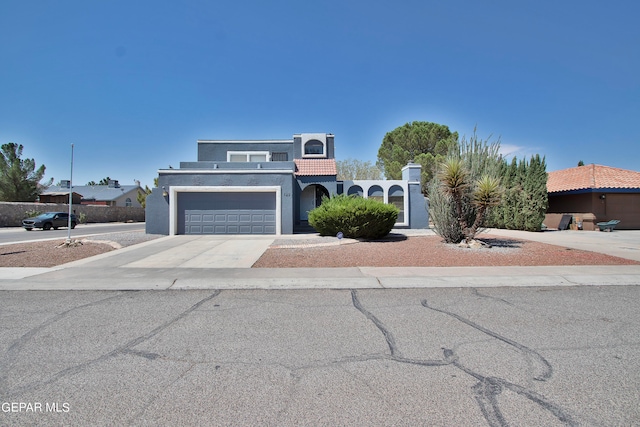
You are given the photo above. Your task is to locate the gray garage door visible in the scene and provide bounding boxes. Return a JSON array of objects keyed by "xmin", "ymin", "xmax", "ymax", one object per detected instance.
[{"xmin": 178, "ymin": 192, "xmax": 276, "ymax": 235}]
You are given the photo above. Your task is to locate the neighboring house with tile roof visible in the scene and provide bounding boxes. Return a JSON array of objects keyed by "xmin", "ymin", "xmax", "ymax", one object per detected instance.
[
  {"xmin": 546, "ymin": 164, "xmax": 640, "ymax": 230},
  {"xmin": 42, "ymin": 180, "xmax": 143, "ymax": 208},
  {"xmin": 146, "ymin": 133, "xmax": 428, "ymax": 235}
]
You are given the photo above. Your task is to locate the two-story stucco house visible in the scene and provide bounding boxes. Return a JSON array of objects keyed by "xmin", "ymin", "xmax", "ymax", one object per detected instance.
[{"xmin": 146, "ymin": 133, "xmax": 429, "ymax": 235}]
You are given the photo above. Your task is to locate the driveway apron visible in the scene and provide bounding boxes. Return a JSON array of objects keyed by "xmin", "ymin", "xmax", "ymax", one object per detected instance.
[{"xmin": 123, "ymin": 235, "xmax": 275, "ymax": 269}]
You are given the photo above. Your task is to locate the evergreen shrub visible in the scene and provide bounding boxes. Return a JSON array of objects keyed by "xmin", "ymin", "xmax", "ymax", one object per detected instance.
[{"xmin": 308, "ymin": 194, "xmax": 398, "ymax": 239}]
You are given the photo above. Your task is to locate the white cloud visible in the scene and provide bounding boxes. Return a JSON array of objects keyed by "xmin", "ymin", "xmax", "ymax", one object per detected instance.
[
  {"xmin": 498, "ymin": 143, "xmax": 544, "ymax": 161},
  {"xmin": 499, "ymin": 144, "xmax": 525, "ymax": 157}
]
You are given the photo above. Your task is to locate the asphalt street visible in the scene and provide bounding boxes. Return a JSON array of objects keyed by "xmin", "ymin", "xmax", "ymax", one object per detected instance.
[
  {"xmin": 1, "ymin": 286, "xmax": 639, "ymax": 426},
  {"xmin": 0, "ymin": 222, "xmax": 146, "ymax": 245},
  {"xmin": 1, "ymin": 229, "xmax": 639, "ymax": 425}
]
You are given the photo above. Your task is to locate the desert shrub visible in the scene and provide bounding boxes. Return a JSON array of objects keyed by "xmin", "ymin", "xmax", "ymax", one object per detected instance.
[
  {"xmin": 427, "ymin": 178, "xmax": 466, "ymax": 243},
  {"xmin": 77, "ymin": 212, "xmax": 87, "ymax": 224},
  {"xmin": 308, "ymin": 194, "xmax": 398, "ymax": 239},
  {"xmin": 428, "ymin": 131, "xmax": 503, "ymax": 244}
]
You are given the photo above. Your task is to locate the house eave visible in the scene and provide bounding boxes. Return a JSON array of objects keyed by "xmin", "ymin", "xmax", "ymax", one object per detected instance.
[
  {"xmin": 197, "ymin": 139, "xmax": 294, "ymax": 144},
  {"xmin": 158, "ymin": 169, "xmax": 295, "ymax": 175},
  {"xmin": 548, "ymin": 187, "xmax": 640, "ymax": 195}
]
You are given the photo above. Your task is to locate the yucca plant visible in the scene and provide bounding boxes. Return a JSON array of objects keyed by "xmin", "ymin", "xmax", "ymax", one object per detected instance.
[
  {"xmin": 467, "ymin": 175, "xmax": 502, "ymax": 241},
  {"xmin": 438, "ymin": 157, "xmax": 470, "ymax": 233},
  {"xmin": 433, "ymin": 157, "xmax": 502, "ymax": 244}
]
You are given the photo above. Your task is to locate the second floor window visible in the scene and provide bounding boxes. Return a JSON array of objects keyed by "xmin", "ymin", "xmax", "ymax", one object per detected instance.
[
  {"xmin": 304, "ymin": 140, "xmax": 324, "ymax": 155},
  {"xmin": 227, "ymin": 151, "xmax": 269, "ymax": 162}
]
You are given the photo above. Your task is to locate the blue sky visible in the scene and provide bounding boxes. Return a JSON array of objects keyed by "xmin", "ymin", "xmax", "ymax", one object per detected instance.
[{"xmin": 1, "ymin": 0, "xmax": 638, "ymax": 188}]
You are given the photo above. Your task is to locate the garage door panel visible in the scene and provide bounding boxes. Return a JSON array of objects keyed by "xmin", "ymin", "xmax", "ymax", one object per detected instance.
[{"xmin": 179, "ymin": 191, "xmax": 277, "ymax": 235}]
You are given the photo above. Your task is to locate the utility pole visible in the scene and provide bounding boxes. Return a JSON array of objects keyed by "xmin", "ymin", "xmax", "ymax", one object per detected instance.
[{"xmin": 66, "ymin": 143, "xmax": 74, "ymax": 244}]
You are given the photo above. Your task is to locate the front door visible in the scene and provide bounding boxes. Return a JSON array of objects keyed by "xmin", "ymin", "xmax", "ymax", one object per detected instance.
[{"xmin": 299, "ymin": 185, "xmax": 329, "ymax": 220}]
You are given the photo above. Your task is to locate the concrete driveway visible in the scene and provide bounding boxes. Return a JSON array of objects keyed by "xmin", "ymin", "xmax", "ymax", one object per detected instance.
[
  {"xmin": 120, "ymin": 235, "xmax": 275, "ymax": 269},
  {"xmin": 485, "ymin": 228, "xmax": 640, "ymax": 262}
]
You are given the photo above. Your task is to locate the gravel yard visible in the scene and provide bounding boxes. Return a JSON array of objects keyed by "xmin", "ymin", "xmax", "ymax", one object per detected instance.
[
  {"xmin": 1, "ymin": 231, "xmax": 638, "ymax": 268},
  {"xmin": 0, "ymin": 231, "xmax": 164, "ymax": 268},
  {"xmin": 253, "ymin": 234, "xmax": 640, "ymax": 268}
]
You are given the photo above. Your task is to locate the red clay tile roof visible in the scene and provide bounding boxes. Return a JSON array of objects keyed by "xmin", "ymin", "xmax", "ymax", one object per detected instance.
[
  {"xmin": 547, "ymin": 164, "xmax": 640, "ymax": 193},
  {"xmin": 294, "ymin": 159, "xmax": 337, "ymax": 176}
]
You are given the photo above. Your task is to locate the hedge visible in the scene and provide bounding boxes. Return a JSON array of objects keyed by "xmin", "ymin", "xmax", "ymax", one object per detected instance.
[{"xmin": 308, "ymin": 194, "xmax": 398, "ymax": 239}]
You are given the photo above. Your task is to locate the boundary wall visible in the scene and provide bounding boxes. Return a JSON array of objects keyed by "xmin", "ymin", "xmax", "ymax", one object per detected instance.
[{"xmin": 0, "ymin": 202, "xmax": 145, "ymax": 227}]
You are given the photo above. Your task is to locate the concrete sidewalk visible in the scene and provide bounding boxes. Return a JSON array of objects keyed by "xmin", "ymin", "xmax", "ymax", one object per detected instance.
[{"xmin": 1, "ymin": 229, "xmax": 639, "ymax": 290}]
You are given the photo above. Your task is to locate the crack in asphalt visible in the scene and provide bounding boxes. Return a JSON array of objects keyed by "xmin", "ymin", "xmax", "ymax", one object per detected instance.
[
  {"xmin": 449, "ymin": 351, "xmax": 578, "ymax": 427},
  {"xmin": 351, "ymin": 289, "xmax": 401, "ymax": 358},
  {"xmin": 350, "ymin": 290, "xmax": 576, "ymax": 426},
  {"xmin": 421, "ymin": 298, "xmax": 553, "ymax": 381},
  {"xmin": 421, "ymin": 299, "xmax": 576, "ymax": 426},
  {"xmin": 471, "ymin": 288, "xmax": 514, "ymax": 306},
  {"xmin": 0, "ymin": 290, "xmax": 222, "ymax": 399},
  {"xmin": 351, "ymin": 290, "xmax": 456, "ymax": 369},
  {"xmin": 1, "ymin": 289, "xmax": 596, "ymax": 425},
  {"xmin": 0, "ymin": 292, "xmax": 127, "ymax": 391}
]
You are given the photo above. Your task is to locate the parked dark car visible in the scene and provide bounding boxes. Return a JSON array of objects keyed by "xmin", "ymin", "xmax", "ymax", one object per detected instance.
[{"xmin": 22, "ymin": 212, "xmax": 77, "ymax": 231}]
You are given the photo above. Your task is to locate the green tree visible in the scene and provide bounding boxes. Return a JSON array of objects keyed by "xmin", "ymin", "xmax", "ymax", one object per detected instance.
[
  {"xmin": 86, "ymin": 177, "xmax": 111, "ymax": 185},
  {"xmin": 137, "ymin": 186, "xmax": 152, "ymax": 208},
  {"xmin": 336, "ymin": 158, "xmax": 382, "ymax": 180},
  {"xmin": 577, "ymin": 160, "xmax": 585, "ymax": 166},
  {"xmin": 136, "ymin": 178, "xmax": 158, "ymax": 208},
  {"xmin": 521, "ymin": 155, "xmax": 548, "ymax": 231},
  {"xmin": 0, "ymin": 143, "xmax": 53, "ymax": 202},
  {"xmin": 487, "ymin": 155, "xmax": 548, "ymax": 231},
  {"xmin": 377, "ymin": 121, "xmax": 459, "ymax": 192}
]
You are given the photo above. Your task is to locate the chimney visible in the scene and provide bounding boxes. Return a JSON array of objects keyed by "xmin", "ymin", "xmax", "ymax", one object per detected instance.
[{"xmin": 402, "ymin": 162, "xmax": 422, "ymax": 182}]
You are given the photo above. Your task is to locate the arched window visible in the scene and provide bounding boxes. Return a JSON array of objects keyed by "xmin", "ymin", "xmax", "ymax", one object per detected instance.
[
  {"xmin": 389, "ymin": 185, "xmax": 404, "ymax": 222},
  {"xmin": 125, "ymin": 197, "xmax": 132, "ymax": 207},
  {"xmin": 367, "ymin": 185, "xmax": 384, "ymax": 202},
  {"xmin": 347, "ymin": 185, "xmax": 363, "ymax": 197},
  {"xmin": 304, "ymin": 140, "xmax": 324, "ymax": 155}
]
